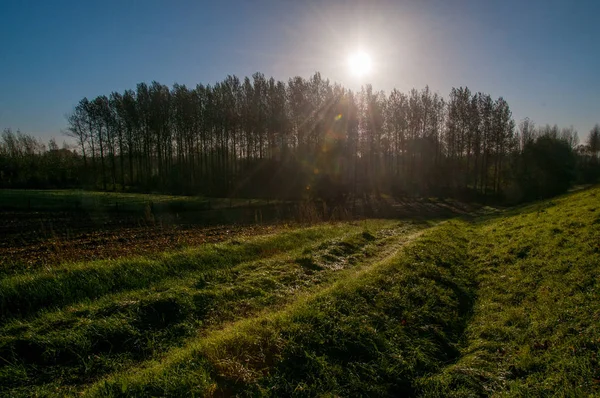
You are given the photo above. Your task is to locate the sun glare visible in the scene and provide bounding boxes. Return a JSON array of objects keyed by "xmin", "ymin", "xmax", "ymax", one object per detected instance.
[{"xmin": 348, "ymin": 51, "xmax": 372, "ymax": 77}]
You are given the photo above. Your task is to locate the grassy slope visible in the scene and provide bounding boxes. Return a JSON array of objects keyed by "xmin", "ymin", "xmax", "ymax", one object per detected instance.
[
  {"xmin": 1, "ymin": 187, "xmax": 598, "ymax": 397},
  {"xmin": 418, "ymin": 187, "xmax": 600, "ymax": 396}
]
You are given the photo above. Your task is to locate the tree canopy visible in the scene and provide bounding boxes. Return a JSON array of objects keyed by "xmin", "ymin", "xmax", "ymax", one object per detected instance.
[{"xmin": 1, "ymin": 72, "xmax": 598, "ymax": 203}]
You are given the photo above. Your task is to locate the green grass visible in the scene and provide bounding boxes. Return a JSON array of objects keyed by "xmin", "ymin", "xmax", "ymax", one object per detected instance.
[
  {"xmin": 85, "ymin": 221, "xmax": 474, "ymax": 397},
  {"xmin": 416, "ymin": 188, "xmax": 600, "ymax": 396},
  {"xmin": 0, "ymin": 219, "xmax": 423, "ymax": 396},
  {"xmin": 0, "ymin": 189, "xmax": 278, "ymax": 212},
  {"xmin": 0, "ymin": 222, "xmax": 398, "ymax": 320},
  {"xmin": 1, "ymin": 187, "xmax": 599, "ymax": 396}
]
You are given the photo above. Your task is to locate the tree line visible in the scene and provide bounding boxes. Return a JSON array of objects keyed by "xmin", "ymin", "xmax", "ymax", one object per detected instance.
[{"xmin": 1, "ymin": 72, "xmax": 599, "ymax": 203}]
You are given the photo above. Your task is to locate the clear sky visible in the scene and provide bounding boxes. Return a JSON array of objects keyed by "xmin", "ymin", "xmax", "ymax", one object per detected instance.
[{"xmin": 1, "ymin": 0, "xmax": 598, "ymax": 142}]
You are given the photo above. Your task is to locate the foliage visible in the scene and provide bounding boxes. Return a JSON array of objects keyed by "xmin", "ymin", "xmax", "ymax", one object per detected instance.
[
  {"xmin": 0, "ymin": 129, "xmax": 79, "ymax": 189},
  {"xmin": 510, "ymin": 135, "xmax": 577, "ymax": 201},
  {"xmin": 3, "ymin": 73, "xmax": 597, "ymax": 201}
]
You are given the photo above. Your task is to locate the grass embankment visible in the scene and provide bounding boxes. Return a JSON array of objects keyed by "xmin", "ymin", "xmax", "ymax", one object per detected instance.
[
  {"xmin": 0, "ymin": 219, "xmax": 425, "ymax": 396},
  {"xmin": 419, "ymin": 187, "xmax": 600, "ymax": 396}
]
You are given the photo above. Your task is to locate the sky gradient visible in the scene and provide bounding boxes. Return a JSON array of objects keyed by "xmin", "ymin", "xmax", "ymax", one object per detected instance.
[{"xmin": 1, "ymin": 0, "xmax": 599, "ymax": 142}]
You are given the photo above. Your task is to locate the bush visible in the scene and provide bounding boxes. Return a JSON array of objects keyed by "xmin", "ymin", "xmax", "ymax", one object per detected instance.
[{"xmin": 513, "ymin": 136, "xmax": 576, "ymax": 201}]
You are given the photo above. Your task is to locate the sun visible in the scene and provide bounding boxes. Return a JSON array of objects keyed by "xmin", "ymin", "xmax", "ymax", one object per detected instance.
[{"xmin": 348, "ymin": 51, "xmax": 372, "ymax": 77}]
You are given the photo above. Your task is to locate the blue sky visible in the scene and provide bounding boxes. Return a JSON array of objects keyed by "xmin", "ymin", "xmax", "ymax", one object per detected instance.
[{"xmin": 0, "ymin": 0, "xmax": 598, "ymax": 142}]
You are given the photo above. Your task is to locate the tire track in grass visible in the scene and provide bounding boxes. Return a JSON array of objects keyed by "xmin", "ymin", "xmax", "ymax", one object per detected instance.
[{"xmin": 0, "ymin": 221, "xmax": 420, "ymax": 396}]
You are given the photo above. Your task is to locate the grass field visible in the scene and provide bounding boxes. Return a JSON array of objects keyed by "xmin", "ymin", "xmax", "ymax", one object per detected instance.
[
  {"xmin": 0, "ymin": 189, "xmax": 278, "ymax": 212},
  {"xmin": 0, "ymin": 187, "xmax": 598, "ymax": 396}
]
